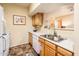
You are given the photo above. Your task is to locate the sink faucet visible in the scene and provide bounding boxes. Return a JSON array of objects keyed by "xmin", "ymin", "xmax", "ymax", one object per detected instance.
[{"xmin": 54, "ymin": 30, "xmax": 57, "ymax": 37}]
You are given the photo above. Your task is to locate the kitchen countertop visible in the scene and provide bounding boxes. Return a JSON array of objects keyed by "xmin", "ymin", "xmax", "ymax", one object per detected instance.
[{"xmin": 30, "ymin": 32, "xmax": 74, "ymax": 52}]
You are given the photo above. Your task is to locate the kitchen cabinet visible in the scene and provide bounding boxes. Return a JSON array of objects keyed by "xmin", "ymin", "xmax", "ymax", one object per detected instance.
[
  {"xmin": 39, "ymin": 38, "xmax": 45, "ymax": 56},
  {"xmin": 57, "ymin": 46, "xmax": 73, "ymax": 56},
  {"xmin": 45, "ymin": 40, "xmax": 56, "ymax": 50},
  {"xmin": 29, "ymin": 32, "xmax": 32, "ymax": 46},
  {"xmin": 32, "ymin": 13, "xmax": 43, "ymax": 28},
  {"xmin": 32, "ymin": 15, "xmax": 35, "ymax": 27},
  {"xmin": 39, "ymin": 38, "xmax": 56, "ymax": 56},
  {"xmin": 58, "ymin": 18, "xmax": 62, "ymax": 28},
  {"xmin": 39, "ymin": 37, "xmax": 74, "ymax": 56},
  {"xmin": 30, "ymin": 32, "xmax": 74, "ymax": 56},
  {"xmin": 45, "ymin": 40, "xmax": 56, "ymax": 56},
  {"xmin": 45, "ymin": 45, "xmax": 56, "ymax": 56}
]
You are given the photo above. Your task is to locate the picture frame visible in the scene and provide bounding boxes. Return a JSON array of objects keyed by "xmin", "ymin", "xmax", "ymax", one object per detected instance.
[{"xmin": 13, "ymin": 15, "xmax": 26, "ymax": 25}]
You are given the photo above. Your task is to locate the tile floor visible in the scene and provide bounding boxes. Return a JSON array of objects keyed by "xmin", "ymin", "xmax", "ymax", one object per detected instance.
[{"xmin": 9, "ymin": 44, "xmax": 35, "ymax": 56}]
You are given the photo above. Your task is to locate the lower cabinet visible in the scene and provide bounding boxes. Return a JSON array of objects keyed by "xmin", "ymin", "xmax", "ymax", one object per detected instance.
[
  {"xmin": 39, "ymin": 42, "xmax": 44, "ymax": 56},
  {"xmin": 57, "ymin": 47, "xmax": 73, "ymax": 56},
  {"xmin": 39, "ymin": 37, "xmax": 74, "ymax": 56},
  {"xmin": 45, "ymin": 45, "xmax": 56, "ymax": 56},
  {"xmin": 39, "ymin": 38, "xmax": 45, "ymax": 56},
  {"xmin": 45, "ymin": 40, "xmax": 56, "ymax": 56}
]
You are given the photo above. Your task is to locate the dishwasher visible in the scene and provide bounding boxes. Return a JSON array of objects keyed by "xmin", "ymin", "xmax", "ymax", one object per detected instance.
[{"xmin": 32, "ymin": 34, "xmax": 41, "ymax": 54}]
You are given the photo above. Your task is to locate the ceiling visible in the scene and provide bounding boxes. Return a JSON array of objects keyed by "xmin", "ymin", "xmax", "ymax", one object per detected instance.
[
  {"xmin": 14, "ymin": 3, "xmax": 31, "ymax": 8},
  {"xmin": 33, "ymin": 3, "xmax": 74, "ymax": 14},
  {"xmin": 1, "ymin": 3, "xmax": 31, "ymax": 8},
  {"xmin": 1, "ymin": 3, "xmax": 74, "ymax": 15}
]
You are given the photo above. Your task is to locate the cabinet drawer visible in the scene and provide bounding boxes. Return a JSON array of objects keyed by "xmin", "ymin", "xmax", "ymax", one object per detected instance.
[
  {"xmin": 57, "ymin": 47, "xmax": 73, "ymax": 56},
  {"xmin": 45, "ymin": 40, "xmax": 56, "ymax": 50}
]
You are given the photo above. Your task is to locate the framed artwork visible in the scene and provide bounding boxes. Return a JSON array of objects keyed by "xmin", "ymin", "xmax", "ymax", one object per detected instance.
[{"xmin": 13, "ymin": 15, "xmax": 26, "ymax": 25}]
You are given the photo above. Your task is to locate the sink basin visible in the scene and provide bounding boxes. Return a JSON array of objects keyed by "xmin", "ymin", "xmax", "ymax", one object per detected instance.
[
  {"xmin": 40, "ymin": 34, "xmax": 54, "ymax": 40},
  {"xmin": 40, "ymin": 34, "xmax": 64, "ymax": 42}
]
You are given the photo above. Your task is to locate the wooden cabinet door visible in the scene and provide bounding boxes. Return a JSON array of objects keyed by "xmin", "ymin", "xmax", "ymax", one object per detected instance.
[
  {"xmin": 32, "ymin": 13, "xmax": 43, "ymax": 27},
  {"xmin": 35, "ymin": 13, "xmax": 43, "ymax": 26},
  {"xmin": 45, "ymin": 45, "xmax": 49, "ymax": 56},
  {"xmin": 32, "ymin": 15, "xmax": 35, "ymax": 26},
  {"xmin": 39, "ymin": 38, "xmax": 45, "ymax": 56},
  {"xmin": 45, "ymin": 40, "xmax": 56, "ymax": 50},
  {"xmin": 58, "ymin": 19, "xmax": 62, "ymax": 28},
  {"xmin": 44, "ymin": 40, "xmax": 56, "ymax": 56},
  {"xmin": 29, "ymin": 32, "xmax": 32, "ymax": 46},
  {"xmin": 40, "ymin": 42, "xmax": 44, "ymax": 56},
  {"xmin": 45, "ymin": 45, "xmax": 56, "ymax": 56},
  {"xmin": 57, "ymin": 47, "xmax": 73, "ymax": 56}
]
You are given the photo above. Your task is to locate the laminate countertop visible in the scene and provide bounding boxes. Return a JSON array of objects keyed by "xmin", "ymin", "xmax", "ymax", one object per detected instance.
[{"xmin": 30, "ymin": 32, "xmax": 74, "ymax": 52}]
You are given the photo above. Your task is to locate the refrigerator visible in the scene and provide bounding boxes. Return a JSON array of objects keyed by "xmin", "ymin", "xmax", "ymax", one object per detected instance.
[{"xmin": 0, "ymin": 5, "xmax": 9, "ymax": 56}]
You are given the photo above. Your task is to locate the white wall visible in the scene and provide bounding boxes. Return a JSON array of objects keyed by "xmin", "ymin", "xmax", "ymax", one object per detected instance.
[
  {"xmin": 0, "ymin": 5, "xmax": 4, "ymax": 34},
  {"xmin": 73, "ymin": 3, "xmax": 79, "ymax": 56},
  {"xmin": 2, "ymin": 4, "xmax": 33, "ymax": 47}
]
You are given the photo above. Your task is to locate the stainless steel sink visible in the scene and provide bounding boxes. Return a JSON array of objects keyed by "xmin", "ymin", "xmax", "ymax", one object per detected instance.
[
  {"xmin": 40, "ymin": 34, "xmax": 64, "ymax": 42},
  {"xmin": 40, "ymin": 34, "xmax": 54, "ymax": 40}
]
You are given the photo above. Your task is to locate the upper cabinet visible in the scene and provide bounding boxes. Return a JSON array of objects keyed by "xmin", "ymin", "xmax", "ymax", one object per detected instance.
[{"xmin": 32, "ymin": 13, "xmax": 43, "ymax": 28}]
